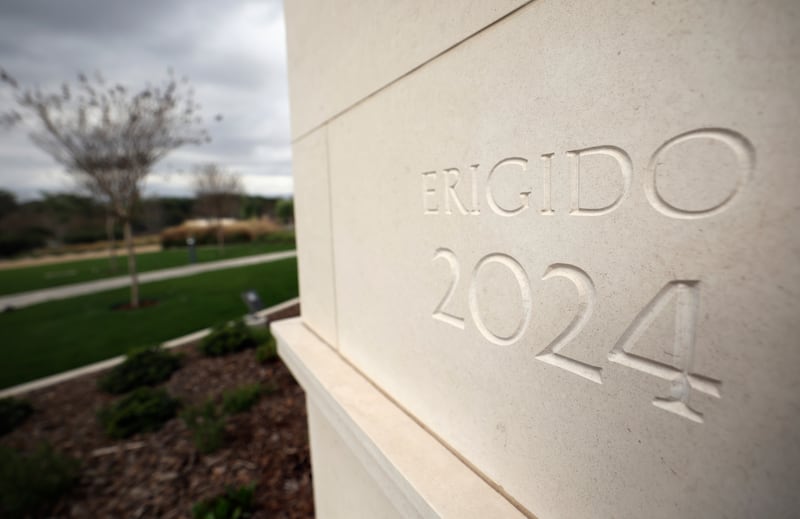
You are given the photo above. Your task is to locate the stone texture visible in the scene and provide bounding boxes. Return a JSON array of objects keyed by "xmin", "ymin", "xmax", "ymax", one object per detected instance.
[
  {"xmin": 319, "ymin": 1, "xmax": 800, "ymax": 518},
  {"xmin": 283, "ymin": 0, "xmax": 528, "ymax": 139},
  {"xmin": 274, "ymin": 318, "xmax": 525, "ymax": 519},
  {"xmin": 291, "ymin": 128, "xmax": 338, "ymax": 347},
  {"xmin": 307, "ymin": 401, "xmax": 403, "ymax": 519}
]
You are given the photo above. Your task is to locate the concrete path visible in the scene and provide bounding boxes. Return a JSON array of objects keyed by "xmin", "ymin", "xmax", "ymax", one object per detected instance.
[{"xmin": 0, "ymin": 249, "xmax": 297, "ymax": 310}]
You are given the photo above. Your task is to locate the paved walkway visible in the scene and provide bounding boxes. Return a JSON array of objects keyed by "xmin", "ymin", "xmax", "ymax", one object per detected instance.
[{"xmin": 0, "ymin": 249, "xmax": 297, "ymax": 310}]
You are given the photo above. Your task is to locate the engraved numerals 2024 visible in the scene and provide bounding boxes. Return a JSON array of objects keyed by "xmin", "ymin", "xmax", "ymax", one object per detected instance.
[{"xmin": 432, "ymin": 249, "xmax": 722, "ymax": 423}]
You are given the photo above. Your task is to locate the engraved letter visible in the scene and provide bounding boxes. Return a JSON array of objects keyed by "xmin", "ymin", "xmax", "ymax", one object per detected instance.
[
  {"xmin": 540, "ymin": 153, "xmax": 555, "ymax": 215},
  {"xmin": 421, "ymin": 171, "xmax": 438, "ymax": 215},
  {"xmin": 486, "ymin": 158, "xmax": 531, "ymax": 217},
  {"xmin": 469, "ymin": 164, "xmax": 481, "ymax": 215},
  {"xmin": 567, "ymin": 146, "xmax": 632, "ymax": 216},
  {"xmin": 443, "ymin": 168, "xmax": 470, "ymax": 215},
  {"xmin": 644, "ymin": 128, "xmax": 755, "ymax": 219}
]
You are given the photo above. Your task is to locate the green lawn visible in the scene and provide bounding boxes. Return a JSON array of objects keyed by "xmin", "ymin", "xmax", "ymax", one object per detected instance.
[
  {"xmin": 0, "ymin": 257, "xmax": 298, "ymax": 389},
  {"xmin": 0, "ymin": 235, "xmax": 295, "ymax": 296}
]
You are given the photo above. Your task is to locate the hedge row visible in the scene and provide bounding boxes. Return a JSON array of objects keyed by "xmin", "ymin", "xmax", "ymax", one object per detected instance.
[{"xmin": 159, "ymin": 220, "xmax": 288, "ymax": 248}]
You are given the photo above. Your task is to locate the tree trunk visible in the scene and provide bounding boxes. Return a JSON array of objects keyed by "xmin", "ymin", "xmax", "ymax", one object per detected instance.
[
  {"xmin": 106, "ymin": 213, "xmax": 117, "ymax": 273},
  {"xmin": 123, "ymin": 219, "xmax": 140, "ymax": 308}
]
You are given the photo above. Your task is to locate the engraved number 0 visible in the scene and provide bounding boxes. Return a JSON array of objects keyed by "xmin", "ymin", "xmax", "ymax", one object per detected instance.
[{"xmin": 468, "ymin": 254, "xmax": 532, "ymax": 346}]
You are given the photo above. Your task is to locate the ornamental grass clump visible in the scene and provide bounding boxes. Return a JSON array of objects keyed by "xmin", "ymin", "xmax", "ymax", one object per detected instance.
[
  {"xmin": 221, "ymin": 383, "xmax": 265, "ymax": 415},
  {"xmin": 182, "ymin": 400, "xmax": 226, "ymax": 455},
  {"xmin": 98, "ymin": 387, "xmax": 180, "ymax": 439},
  {"xmin": 255, "ymin": 334, "xmax": 277, "ymax": 364},
  {"xmin": 191, "ymin": 483, "xmax": 256, "ymax": 519},
  {"xmin": 182, "ymin": 383, "xmax": 271, "ymax": 455},
  {"xmin": 99, "ymin": 346, "xmax": 182, "ymax": 394},
  {"xmin": 0, "ymin": 444, "xmax": 79, "ymax": 517}
]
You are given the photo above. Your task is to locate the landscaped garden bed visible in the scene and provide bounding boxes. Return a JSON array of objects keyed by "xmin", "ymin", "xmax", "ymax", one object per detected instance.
[{"xmin": 0, "ymin": 304, "xmax": 313, "ymax": 518}]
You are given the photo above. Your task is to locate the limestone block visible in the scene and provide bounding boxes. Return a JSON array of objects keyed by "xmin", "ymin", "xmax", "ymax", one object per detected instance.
[
  {"xmin": 291, "ymin": 127, "xmax": 338, "ymax": 346},
  {"xmin": 283, "ymin": 0, "xmax": 527, "ymax": 139},
  {"xmin": 323, "ymin": 1, "xmax": 800, "ymax": 517},
  {"xmin": 307, "ymin": 401, "xmax": 403, "ymax": 519},
  {"xmin": 274, "ymin": 318, "xmax": 525, "ymax": 518}
]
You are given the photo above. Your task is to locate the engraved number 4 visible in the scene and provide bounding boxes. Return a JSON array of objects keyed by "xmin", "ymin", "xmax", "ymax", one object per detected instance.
[{"xmin": 608, "ymin": 281, "xmax": 721, "ymax": 423}]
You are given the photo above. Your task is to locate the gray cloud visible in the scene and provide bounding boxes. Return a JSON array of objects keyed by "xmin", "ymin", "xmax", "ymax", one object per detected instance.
[{"xmin": 0, "ymin": 0, "xmax": 292, "ymax": 200}]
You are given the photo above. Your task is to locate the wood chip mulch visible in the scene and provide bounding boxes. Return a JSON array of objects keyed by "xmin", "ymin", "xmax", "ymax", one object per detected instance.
[{"xmin": 0, "ymin": 308, "xmax": 314, "ymax": 518}]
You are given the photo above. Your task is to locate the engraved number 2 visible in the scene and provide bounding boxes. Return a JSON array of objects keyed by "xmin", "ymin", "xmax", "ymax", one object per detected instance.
[
  {"xmin": 432, "ymin": 248, "xmax": 465, "ymax": 329},
  {"xmin": 535, "ymin": 264, "xmax": 603, "ymax": 384}
]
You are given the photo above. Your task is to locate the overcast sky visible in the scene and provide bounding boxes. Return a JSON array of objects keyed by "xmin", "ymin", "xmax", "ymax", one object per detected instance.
[{"xmin": 0, "ymin": 0, "xmax": 292, "ymax": 201}]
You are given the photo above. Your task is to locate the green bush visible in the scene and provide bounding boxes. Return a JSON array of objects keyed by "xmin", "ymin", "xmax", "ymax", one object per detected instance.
[
  {"xmin": 221, "ymin": 384, "xmax": 264, "ymax": 415},
  {"xmin": 199, "ymin": 319, "xmax": 260, "ymax": 357},
  {"xmin": 98, "ymin": 346, "xmax": 182, "ymax": 394},
  {"xmin": 182, "ymin": 400, "xmax": 226, "ymax": 454},
  {"xmin": 258, "ymin": 230, "xmax": 295, "ymax": 246},
  {"xmin": 255, "ymin": 336, "xmax": 277, "ymax": 364},
  {"xmin": 99, "ymin": 387, "xmax": 180, "ymax": 439},
  {"xmin": 0, "ymin": 226, "xmax": 50, "ymax": 258},
  {"xmin": 0, "ymin": 397, "xmax": 33, "ymax": 436},
  {"xmin": 192, "ymin": 484, "xmax": 256, "ymax": 519},
  {"xmin": 0, "ymin": 444, "xmax": 79, "ymax": 517}
]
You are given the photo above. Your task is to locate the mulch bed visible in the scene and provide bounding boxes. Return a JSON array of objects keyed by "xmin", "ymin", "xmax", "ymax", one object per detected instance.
[{"xmin": 0, "ymin": 305, "xmax": 314, "ymax": 518}]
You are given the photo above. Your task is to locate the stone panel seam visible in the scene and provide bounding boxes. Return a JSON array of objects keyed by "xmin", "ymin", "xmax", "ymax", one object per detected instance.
[
  {"xmin": 279, "ymin": 324, "xmax": 433, "ymax": 517},
  {"xmin": 333, "ymin": 344, "xmax": 537, "ymax": 518},
  {"xmin": 292, "ymin": 320, "xmax": 536, "ymax": 517},
  {"xmin": 323, "ymin": 124, "xmax": 341, "ymax": 349},
  {"xmin": 290, "ymin": 0, "xmax": 538, "ymax": 144}
]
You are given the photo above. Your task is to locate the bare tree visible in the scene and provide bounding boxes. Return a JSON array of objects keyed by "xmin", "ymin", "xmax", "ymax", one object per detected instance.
[
  {"xmin": 79, "ymin": 177, "xmax": 119, "ymax": 273},
  {"xmin": 193, "ymin": 163, "xmax": 244, "ymax": 251},
  {"xmin": 1, "ymin": 69, "xmax": 215, "ymax": 307}
]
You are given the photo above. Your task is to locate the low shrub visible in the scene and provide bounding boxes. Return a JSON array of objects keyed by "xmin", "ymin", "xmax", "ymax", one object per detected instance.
[
  {"xmin": 0, "ymin": 444, "xmax": 80, "ymax": 517},
  {"xmin": 182, "ymin": 400, "xmax": 226, "ymax": 455},
  {"xmin": 98, "ymin": 346, "xmax": 182, "ymax": 394},
  {"xmin": 192, "ymin": 484, "xmax": 256, "ymax": 519},
  {"xmin": 221, "ymin": 384, "xmax": 264, "ymax": 415},
  {"xmin": 63, "ymin": 228, "xmax": 123, "ymax": 245},
  {"xmin": 257, "ymin": 229, "xmax": 295, "ymax": 246},
  {"xmin": 99, "ymin": 387, "xmax": 180, "ymax": 439},
  {"xmin": 199, "ymin": 319, "xmax": 260, "ymax": 357},
  {"xmin": 255, "ymin": 335, "xmax": 277, "ymax": 364},
  {"xmin": 0, "ymin": 397, "xmax": 33, "ymax": 436},
  {"xmin": 0, "ymin": 233, "xmax": 48, "ymax": 258}
]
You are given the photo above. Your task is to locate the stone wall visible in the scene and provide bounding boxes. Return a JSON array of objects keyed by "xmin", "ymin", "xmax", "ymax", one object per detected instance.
[{"xmin": 275, "ymin": 2, "xmax": 800, "ymax": 517}]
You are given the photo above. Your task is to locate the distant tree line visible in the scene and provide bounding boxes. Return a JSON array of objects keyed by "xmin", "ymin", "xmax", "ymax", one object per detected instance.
[{"xmin": 0, "ymin": 188, "xmax": 287, "ymax": 258}]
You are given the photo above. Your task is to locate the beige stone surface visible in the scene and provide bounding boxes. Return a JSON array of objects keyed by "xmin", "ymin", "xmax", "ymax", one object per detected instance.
[
  {"xmin": 292, "ymin": 128, "xmax": 338, "ymax": 346},
  {"xmin": 283, "ymin": 0, "xmax": 528, "ymax": 139},
  {"xmin": 274, "ymin": 318, "xmax": 526, "ymax": 518},
  {"xmin": 319, "ymin": 1, "xmax": 800, "ymax": 517},
  {"xmin": 307, "ymin": 401, "xmax": 403, "ymax": 519}
]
